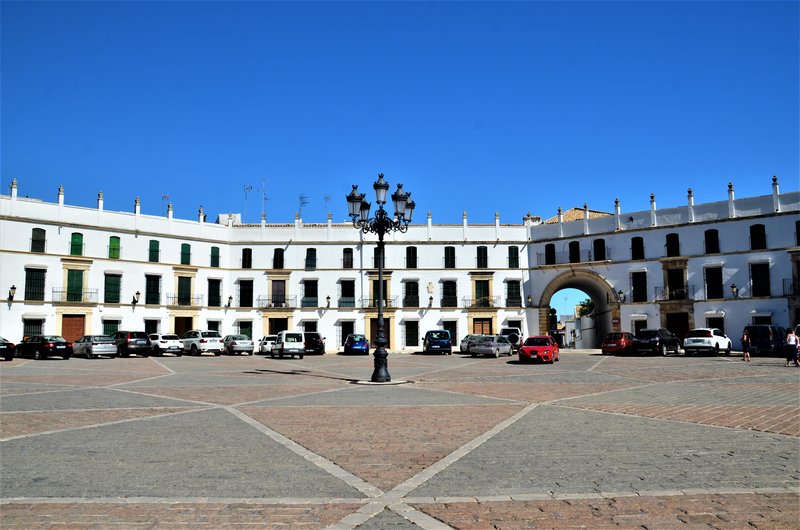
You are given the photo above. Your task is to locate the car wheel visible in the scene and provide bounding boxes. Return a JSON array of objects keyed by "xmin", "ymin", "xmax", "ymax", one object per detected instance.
[
  {"xmin": 725, "ymin": 342, "xmax": 731, "ymax": 356},
  {"xmin": 63, "ymin": 354, "xmax": 71, "ymax": 360},
  {"xmin": 299, "ymin": 354, "xmax": 304, "ymax": 360},
  {"xmin": 191, "ymin": 345, "xmax": 198, "ymax": 356},
  {"xmin": 660, "ymin": 343, "xmax": 668, "ymax": 356},
  {"xmin": 493, "ymin": 349, "xmax": 499, "ymax": 358},
  {"xmin": 271, "ymin": 352, "xmax": 275, "ymax": 358},
  {"xmin": 175, "ymin": 350, "xmax": 182, "ymax": 357},
  {"xmin": 248, "ymin": 350, "xmax": 253, "ymax": 356},
  {"xmin": 214, "ymin": 350, "xmax": 221, "ymax": 356},
  {"xmin": 555, "ymin": 354, "xmax": 559, "ymax": 362},
  {"xmin": 3, "ymin": 353, "xmax": 13, "ymax": 361},
  {"xmin": 471, "ymin": 352, "xmax": 477, "ymax": 357},
  {"xmin": 86, "ymin": 351, "xmax": 94, "ymax": 359},
  {"xmin": 34, "ymin": 350, "xmax": 42, "ymax": 360},
  {"xmin": 713, "ymin": 344, "xmax": 720, "ymax": 356},
  {"xmin": 152, "ymin": 346, "xmax": 161, "ymax": 357}
]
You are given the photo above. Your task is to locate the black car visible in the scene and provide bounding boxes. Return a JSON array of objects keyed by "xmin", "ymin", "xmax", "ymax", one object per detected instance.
[
  {"xmin": 304, "ymin": 332, "xmax": 325, "ymax": 355},
  {"xmin": 0, "ymin": 337, "xmax": 16, "ymax": 361},
  {"xmin": 634, "ymin": 328, "xmax": 681, "ymax": 355},
  {"xmin": 111, "ymin": 331, "xmax": 152, "ymax": 357},
  {"xmin": 743, "ymin": 325, "xmax": 787, "ymax": 356},
  {"xmin": 15, "ymin": 335, "xmax": 72, "ymax": 360}
]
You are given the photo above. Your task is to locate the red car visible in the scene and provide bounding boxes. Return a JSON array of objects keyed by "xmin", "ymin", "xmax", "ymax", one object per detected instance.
[
  {"xmin": 518, "ymin": 336, "xmax": 559, "ymax": 363},
  {"xmin": 601, "ymin": 332, "xmax": 636, "ymax": 355}
]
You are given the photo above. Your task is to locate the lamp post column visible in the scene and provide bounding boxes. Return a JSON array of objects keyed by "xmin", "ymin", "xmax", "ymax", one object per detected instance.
[{"xmin": 372, "ymin": 228, "xmax": 390, "ymax": 382}]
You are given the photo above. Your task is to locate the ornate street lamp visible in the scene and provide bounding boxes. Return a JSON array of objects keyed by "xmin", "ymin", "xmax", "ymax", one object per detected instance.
[{"xmin": 346, "ymin": 174, "xmax": 415, "ymax": 382}]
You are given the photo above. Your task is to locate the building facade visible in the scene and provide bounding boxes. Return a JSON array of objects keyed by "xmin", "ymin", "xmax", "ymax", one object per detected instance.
[{"xmin": 1, "ymin": 178, "xmax": 797, "ymax": 351}]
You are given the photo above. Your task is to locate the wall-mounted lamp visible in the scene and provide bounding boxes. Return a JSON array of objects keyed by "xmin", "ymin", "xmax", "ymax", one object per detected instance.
[
  {"xmin": 526, "ymin": 295, "xmax": 533, "ymax": 307},
  {"xmin": 730, "ymin": 283, "xmax": 738, "ymax": 298},
  {"xmin": 617, "ymin": 289, "xmax": 626, "ymax": 303},
  {"xmin": 226, "ymin": 295, "xmax": 233, "ymax": 308},
  {"xmin": 8, "ymin": 285, "xmax": 16, "ymax": 301},
  {"xmin": 131, "ymin": 290, "xmax": 140, "ymax": 305},
  {"xmin": 326, "ymin": 295, "xmax": 331, "ymax": 308},
  {"xmin": 428, "ymin": 295, "xmax": 434, "ymax": 308}
]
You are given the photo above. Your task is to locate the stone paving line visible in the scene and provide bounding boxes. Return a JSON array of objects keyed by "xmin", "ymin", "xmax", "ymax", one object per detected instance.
[{"xmin": 1, "ymin": 350, "xmax": 799, "ymax": 529}]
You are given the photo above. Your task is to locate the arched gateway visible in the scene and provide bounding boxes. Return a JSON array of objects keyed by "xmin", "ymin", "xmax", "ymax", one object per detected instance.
[{"xmin": 537, "ymin": 269, "xmax": 621, "ymax": 348}]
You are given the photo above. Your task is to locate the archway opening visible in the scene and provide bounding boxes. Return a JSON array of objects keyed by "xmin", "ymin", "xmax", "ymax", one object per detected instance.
[{"xmin": 552, "ymin": 288, "xmax": 592, "ymax": 349}]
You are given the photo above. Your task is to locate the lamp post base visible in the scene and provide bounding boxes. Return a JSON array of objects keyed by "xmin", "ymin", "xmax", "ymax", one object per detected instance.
[{"xmin": 371, "ymin": 346, "xmax": 391, "ymax": 383}]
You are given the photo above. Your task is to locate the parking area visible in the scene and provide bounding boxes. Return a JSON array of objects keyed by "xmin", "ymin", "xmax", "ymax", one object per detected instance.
[{"xmin": 1, "ymin": 350, "xmax": 798, "ymax": 529}]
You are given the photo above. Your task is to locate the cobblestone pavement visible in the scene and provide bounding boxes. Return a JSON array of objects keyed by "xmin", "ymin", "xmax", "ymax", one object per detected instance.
[{"xmin": 1, "ymin": 350, "xmax": 798, "ymax": 529}]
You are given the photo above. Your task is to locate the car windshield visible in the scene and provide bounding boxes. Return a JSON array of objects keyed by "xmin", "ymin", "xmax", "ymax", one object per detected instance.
[
  {"xmin": 429, "ymin": 331, "xmax": 449, "ymax": 340},
  {"xmin": 636, "ymin": 330, "xmax": 659, "ymax": 339},
  {"xmin": 44, "ymin": 336, "xmax": 66, "ymax": 342},
  {"xmin": 523, "ymin": 337, "xmax": 550, "ymax": 346},
  {"xmin": 686, "ymin": 330, "xmax": 713, "ymax": 338},
  {"xmin": 605, "ymin": 333, "xmax": 625, "ymax": 340},
  {"xmin": 230, "ymin": 335, "xmax": 248, "ymax": 340},
  {"xmin": 202, "ymin": 332, "xmax": 221, "ymax": 338},
  {"xmin": 475, "ymin": 336, "xmax": 493, "ymax": 343},
  {"xmin": 130, "ymin": 332, "xmax": 148, "ymax": 339},
  {"xmin": 285, "ymin": 334, "xmax": 302, "ymax": 343},
  {"xmin": 348, "ymin": 335, "xmax": 365, "ymax": 342},
  {"xmin": 162, "ymin": 334, "xmax": 179, "ymax": 340},
  {"xmin": 95, "ymin": 335, "xmax": 114, "ymax": 342}
]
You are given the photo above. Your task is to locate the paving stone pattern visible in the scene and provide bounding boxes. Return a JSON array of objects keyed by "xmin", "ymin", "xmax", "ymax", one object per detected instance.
[{"xmin": 1, "ymin": 350, "xmax": 798, "ymax": 528}]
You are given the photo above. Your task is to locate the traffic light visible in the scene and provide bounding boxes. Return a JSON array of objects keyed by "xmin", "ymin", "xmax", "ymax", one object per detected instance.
[{"xmin": 549, "ymin": 307, "xmax": 558, "ymax": 331}]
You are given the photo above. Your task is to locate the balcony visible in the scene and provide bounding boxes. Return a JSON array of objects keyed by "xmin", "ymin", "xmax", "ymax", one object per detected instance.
[
  {"xmin": 256, "ymin": 295, "xmax": 297, "ymax": 308},
  {"xmin": 462, "ymin": 296, "xmax": 500, "ymax": 308},
  {"xmin": 338, "ymin": 296, "xmax": 356, "ymax": 308},
  {"xmin": 166, "ymin": 293, "xmax": 204, "ymax": 307},
  {"xmin": 654, "ymin": 285, "xmax": 696, "ymax": 301},
  {"xmin": 52, "ymin": 288, "xmax": 98, "ymax": 303},
  {"xmin": 403, "ymin": 295, "xmax": 420, "ymax": 307},
  {"xmin": 441, "ymin": 296, "xmax": 459, "ymax": 308},
  {"xmin": 359, "ymin": 296, "xmax": 398, "ymax": 308},
  {"xmin": 301, "ymin": 296, "xmax": 319, "ymax": 308},
  {"xmin": 784, "ymin": 279, "xmax": 800, "ymax": 296},
  {"xmin": 506, "ymin": 296, "xmax": 523, "ymax": 307}
]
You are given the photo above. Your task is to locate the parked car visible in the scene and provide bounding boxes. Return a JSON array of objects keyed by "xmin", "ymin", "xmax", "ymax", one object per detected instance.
[
  {"xmin": 15, "ymin": 335, "xmax": 72, "ymax": 360},
  {"xmin": 258, "ymin": 335, "xmax": 278, "ymax": 354},
  {"xmin": 222, "ymin": 334, "xmax": 254, "ymax": 355},
  {"xmin": 634, "ymin": 328, "xmax": 682, "ymax": 355},
  {"xmin": 270, "ymin": 330, "xmax": 305, "ymax": 359},
  {"xmin": 743, "ymin": 325, "xmax": 788, "ymax": 356},
  {"xmin": 181, "ymin": 330, "xmax": 223, "ymax": 356},
  {"xmin": 304, "ymin": 332, "xmax": 325, "ymax": 355},
  {"xmin": 149, "ymin": 333, "xmax": 183, "ymax": 356},
  {"xmin": 111, "ymin": 331, "xmax": 152, "ymax": 357},
  {"xmin": 601, "ymin": 332, "xmax": 636, "ymax": 355},
  {"xmin": 499, "ymin": 327, "xmax": 523, "ymax": 352},
  {"xmin": 343, "ymin": 334, "xmax": 369, "ymax": 355},
  {"xmin": 518, "ymin": 335, "xmax": 560, "ymax": 363},
  {"xmin": 423, "ymin": 330, "xmax": 452, "ymax": 355},
  {"xmin": 459, "ymin": 334, "xmax": 483, "ymax": 353},
  {"xmin": 0, "ymin": 337, "xmax": 15, "ymax": 361},
  {"xmin": 73, "ymin": 335, "xmax": 117, "ymax": 359},
  {"xmin": 683, "ymin": 328, "xmax": 732, "ymax": 356},
  {"xmin": 470, "ymin": 334, "xmax": 513, "ymax": 357}
]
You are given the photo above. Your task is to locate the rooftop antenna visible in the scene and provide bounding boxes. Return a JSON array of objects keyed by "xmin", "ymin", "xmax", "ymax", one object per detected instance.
[
  {"xmin": 243, "ymin": 184, "xmax": 253, "ymax": 224},
  {"xmin": 161, "ymin": 194, "xmax": 170, "ymax": 216},
  {"xmin": 299, "ymin": 194, "xmax": 309, "ymax": 220}
]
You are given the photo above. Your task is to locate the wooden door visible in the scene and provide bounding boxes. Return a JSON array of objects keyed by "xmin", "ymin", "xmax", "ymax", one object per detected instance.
[{"xmin": 61, "ymin": 315, "xmax": 85, "ymax": 342}]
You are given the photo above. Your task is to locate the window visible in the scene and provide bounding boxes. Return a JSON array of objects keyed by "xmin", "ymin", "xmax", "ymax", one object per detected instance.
[
  {"xmin": 104, "ymin": 274, "xmax": 121, "ymax": 304},
  {"xmin": 31, "ymin": 228, "xmax": 46, "ymax": 253},
  {"xmin": 507, "ymin": 281, "xmax": 522, "ymax": 307},
  {"xmin": 207, "ymin": 321, "xmax": 221, "ymax": 332},
  {"xmin": 66, "ymin": 270, "xmax": 83, "ymax": 302},
  {"xmin": 442, "ymin": 281, "xmax": 458, "ymax": 307},
  {"xmin": 750, "ymin": 262, "xmax": 771, "ymax": 297},
  {"xmin": 796, "ymin": 220, "xmax": 800, "ymax": 246},
  {"xmin": 665, "ymin": 233, "xmax": 680, "ymax": 257},
  {"xmin": 148, "ymin": 240, "xmax": 160, "ymax": 262},
  {"xmin": 145, "ymin": 275, "xmax": 161, "ymax": 305},
  {"xmin": 373, "ymin": 247, "xmax": 385, "ymax": 269},
  {"xmin": 631, "ymin": 237, "xmax": 645, "ymax": 260},
  {"xmin": 103, "ymin": 320, "xmax": 121, "ymax": 335},
  {"xmin": 144, "ymin": 319, "xmax": 159, "ymax": 334},
  {"xmin": 704, "ymin": 229, "xmax": 720, "ymax": 254},
  {"xmin": 108, "ymin": 236, "xmax": 121, "ymax": 259},
  {"xmin": 667, "ymin": 268, "xmax": 685, "ymax": 300},
  {"xmin": 476, "ymin": 246, "xmax": 488, "ymax": 268},
  {"xmin": 273, "ymin": 248, "xmax": 284, "ymax": 269},
  {"xmin": 340, "ymin": 280, "xmax": 355, "ymax": 307},
  {"xmin": 545, "ymin": 243, "xmax": 556, "ymax": 265},
  {"xmin": 403, "ymin": 281, "xmax": 419, "ymax": 307},
  {"xmin": 592, "ymin": 239, "xmax": 606, "ymax": 261},
  {"xmin": 208, "ymin": 279, "xmax": 221, "ymax": 307},
  {"xmin": 70, "ymin": 232, "xmax": 83, "ymax": 256},
  {"xmin": 508, "ymin": 246, "xmax": 519, "ymax": 268},
  {"xmin": 568, "ymin": 241, "xmax": 580, "ymax": 263},
  {"xmin": 239, "ymin": 279, "xmax": 254, "ymax": 308},
  {"xmin": 406, "ymin": 246, "xmax": 417, "ymax": 269},
  {"xmin": 305, "ymin": 248, "xmax": 316, "ymax": 270},
  {"xmin": 177, "ymin": 277, "xmax": 192, "ymax": 306},
  {"xmin": 239, "ymin": 321, "xmax": 253, "ymax": 339},
  {"xmin": 444, "ymin": 246, "xmax": 456, "ymax": 269},
  {"xmin": 475, "ymin": 280, "xmax": 490, "ymax": 306},
  {"xmin": 405, "ymin": 321, "xmax": 419, "ymax": 347},
  {"xmin": 210, "ymin": 247, "xmax": 220, "ymax": 268},
  {"xmin": 24, "ymin": 268, "xmax": 46, "ymax": 301},
  {"xmin": 631, "ymin": 271, "xmax": 647, "ymax": 303},
  {"xmin": 302, "ymin": 279, "xmax": 318, "ymax": 307},
  {"xmin": 23, "ymin": 319, "xmax": 44, "ymax": 338},
  {"xmin": 706, "ymin": 317, "xmax": 725, "ymax": 333},
  {"xmin": 272, "ymin": 280, "xmax": 286, "ymax": 306},
  {"xmin": 371, "ymin": 279, "xmax": 387, "ymax": 307},
  {"xmin": 343, "ymin": 248, "xmax": 354, "ymax": 269},
  {"xmin": 180, "ymin": 243, "xmax": 191, "ymax": 265},
  {"xmin": 242, "ymin": 248, "xmax": 252, "ymax": 269},
  {"xmin": 704, "ymin": 267, "xmax": 723, "ymax": 299},
  {"xmin": 750, "ymin": 224, "xmax": 766, "ymax": 250}
]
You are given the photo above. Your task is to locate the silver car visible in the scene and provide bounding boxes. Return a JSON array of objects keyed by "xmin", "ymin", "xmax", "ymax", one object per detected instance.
[
  {"xmin": 469, "ymin": 334, "xmax": 513, "ymax": 358},
  {"xmin": 73, "ymin": 335, "xmax": 117, "ymax": 359},
  {"xmin": 459, "ymin": 334, "xmax": 483, "ymax": 353},
  {"xmin": 223, "ymin": 334, "xmax": 254, "ymax": 355}
]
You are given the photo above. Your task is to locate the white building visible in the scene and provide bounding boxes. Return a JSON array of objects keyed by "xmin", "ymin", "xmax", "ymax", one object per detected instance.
[{"xmin": 0, "ymin": 177, "xmax": 797, "ymax": 351}]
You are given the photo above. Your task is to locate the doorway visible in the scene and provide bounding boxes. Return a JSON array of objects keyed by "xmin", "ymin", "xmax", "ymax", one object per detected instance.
[
  {"xmin": 61, "ymin": 315, "xmax": 85, "ymax": 343},
  {"xmin": 473, "ymin": 318, "xmax": 492, "ymax": 335},
  {"xmin": 269, "ymin": 318, "xmax": 289, "ymax": 335},
  {"xmin": 442, "ymin": 320, "xmax": 458, "ymax": 345},
  {"xmin": 369, "ymin": 318, "xmax": 391, "ymax": 347},
  {"xmin": 666, "ymin": 312, "xmax": 690, "ymax": 341},
  {"xmin": 175, "ymin": 317, "xmax": 193, "ymax": 337},
  {"xmin": 340, "ymin": 321, "xmax": 355, "ymax": 346}
]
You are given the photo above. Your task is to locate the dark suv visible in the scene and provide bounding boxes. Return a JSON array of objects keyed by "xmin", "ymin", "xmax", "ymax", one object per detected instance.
[
  {"xmin": 304, "ymin": 332, "xmax": 325, "ymax": 355},
  {"xmin": 744, "ymin": 325, "xmax": 787, "ymax": 356},
  {"xmin": 423, "ymin": 330, "xmax": 452, "ymax": 355},
  {"xmin": 634, "ymin": 328, "xmax": 681, "ymax": 355},
  {"xmin": 111, "ymin": 331, "xmax": 152, "ymax": 357}
]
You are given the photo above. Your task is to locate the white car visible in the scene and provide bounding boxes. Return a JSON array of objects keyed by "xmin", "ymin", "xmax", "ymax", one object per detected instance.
[
  {"xmin": 258, "ymin": 335, "xmax": 278, "ymax": 354},
  {"xmin": 683, "ymin": 328, "xmax": 732, "ymax": 356},
  {"xmin": 149, "ymin": 333, "xmax": 184, "ymax": 356},
  {"xmin": 181, "ymin": 330, "xmax": 223, "ymax": 356},
  {"xmin": 469, "ymin": 334, "xmax": 513, "ymax": 358},
  {"xmin": 270, "ymin": 330, "xmax": 305, "ymax": 359}
]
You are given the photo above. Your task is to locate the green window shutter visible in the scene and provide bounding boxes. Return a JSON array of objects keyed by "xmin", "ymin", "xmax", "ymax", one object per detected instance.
[
  {"xmin": 24, "ymin": 268, "xmax": 46, "ymax": 301},
  {"xmin": 210, "ymin": 247, "xmax": 220, "ymax": 267},
  {"xmin": 70, "ymin": 233, "xmax": 83, "ymax": 256},
  {"xmin": 178, "ymin": 276, "xmax": 192, "ymax": 305},
  {"xmin": 149, "ymin": 240, "xmax": 160, "ymax": 262},
  {"xmin": 104, "ymin": 274, "xmax": 121, "ymax": 304},
  {"xmin": 31, "ymin": 228, "xmax": 46, "ymax": 253},
  {"xmin": 67, "ymin": 270, "xmax": 83, "ymax": 302},
  {"xmin": 181, "ymin": 243, "xmax": 191, "ymax": 265},
  {"xmin": 109, "ymin": 237, "xmax": 121, "ymax": 259}
]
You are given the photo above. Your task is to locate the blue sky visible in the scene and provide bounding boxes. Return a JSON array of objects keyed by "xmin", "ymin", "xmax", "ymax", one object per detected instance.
[{"xmin": 2, "ymin": 1, "xmax": 798, "ymax": 314}]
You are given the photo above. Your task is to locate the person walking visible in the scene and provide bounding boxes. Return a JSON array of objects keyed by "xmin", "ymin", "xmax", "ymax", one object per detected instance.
[
  {"xmin": 784, "ymin": 328, "xmax": 799, "ymax": 367},
  {"xmin": 741, "ymin": 329, "xmax": 751, "ymax": 362}
]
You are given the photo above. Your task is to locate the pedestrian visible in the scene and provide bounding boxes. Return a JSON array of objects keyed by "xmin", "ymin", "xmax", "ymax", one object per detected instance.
[
  {"xmin": 784, "ymin": 328, "xmax": 799, "ymax": 367},
  {"xmin": 741, "ymin": 329, "xmax": 751, "ymax": 362}
]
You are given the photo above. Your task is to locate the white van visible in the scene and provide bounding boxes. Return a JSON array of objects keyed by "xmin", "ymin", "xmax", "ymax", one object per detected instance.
[{"xmin": 270, "ymin": 330, "xmax": 305, "ymax": 359}]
